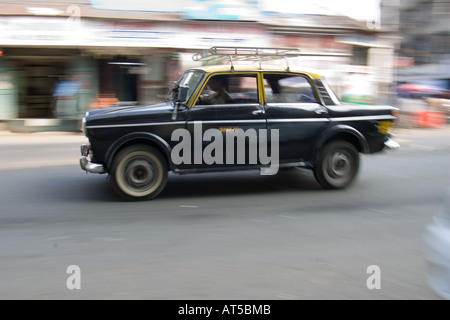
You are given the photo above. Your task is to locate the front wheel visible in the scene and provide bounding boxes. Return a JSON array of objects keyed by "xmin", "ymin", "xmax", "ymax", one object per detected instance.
[
  {"xmin": 313, "ymin": 140, "xmax": 360, "ymax": 189},
  {"xmin": 110, "ymin": 145, "xmax": 168, "ymax": 201}
]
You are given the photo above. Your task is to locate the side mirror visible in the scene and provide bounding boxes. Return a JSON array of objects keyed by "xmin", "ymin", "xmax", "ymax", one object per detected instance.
[
  {"xmin": 171, "ymin": 84, "xmax": 189, "ymax": 120},
  {"xmin": 173, "ymin": 84, "xmax": 189, "ymax": 103}
]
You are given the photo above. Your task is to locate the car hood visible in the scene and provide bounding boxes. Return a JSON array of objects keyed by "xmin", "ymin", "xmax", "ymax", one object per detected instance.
[
  {"xmin": 85, "ymin": 102, "xmax": 176, "ymax": 126},
  {"xmin": 87, "ymin": 102, "xmax": 173, "ymax": 117}
]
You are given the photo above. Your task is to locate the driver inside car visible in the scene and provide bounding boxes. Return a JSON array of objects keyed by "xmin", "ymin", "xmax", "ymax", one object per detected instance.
[{"xmin": 198, "ymin": 75, "xmax": 232, "ymax": 105}]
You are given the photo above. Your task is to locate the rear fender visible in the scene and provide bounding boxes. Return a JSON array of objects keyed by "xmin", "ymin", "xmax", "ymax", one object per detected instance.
[{"xmin": 312, "ymin": 125, "xmax": 369, "ymax": 162}]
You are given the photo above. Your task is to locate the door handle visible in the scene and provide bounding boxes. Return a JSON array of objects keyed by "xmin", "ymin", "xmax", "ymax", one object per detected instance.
[
  {"xmin": 252, "ymin": 109, "xmax": 265, "ymax": 115},
  {"xmin": 315, "ymin": 108, "xmax": 327, "ymax": 115}
]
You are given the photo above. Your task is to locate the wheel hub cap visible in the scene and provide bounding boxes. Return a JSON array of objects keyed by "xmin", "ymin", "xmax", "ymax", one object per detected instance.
[
  {"xmin": 125, "ymin": 160, "xmax": 155, "ymax": 189},
  {"xmin": 329, "ymin": 152, "xmax": 351, "ymax": 177}
]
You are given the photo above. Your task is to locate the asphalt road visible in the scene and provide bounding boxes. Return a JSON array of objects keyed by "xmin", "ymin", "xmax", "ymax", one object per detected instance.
[{"xmin": 0, "ymin": 126, "xmax": 449, "ymax": 300}]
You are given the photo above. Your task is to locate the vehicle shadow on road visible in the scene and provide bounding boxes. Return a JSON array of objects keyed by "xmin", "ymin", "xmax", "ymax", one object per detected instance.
[
  {"xmin": 35, "ymin": 166, "xmax": 322, "ymax": 203},
  {"xmin": 158, "ymin": 167, "xmax": 322, "ymax": 200}
]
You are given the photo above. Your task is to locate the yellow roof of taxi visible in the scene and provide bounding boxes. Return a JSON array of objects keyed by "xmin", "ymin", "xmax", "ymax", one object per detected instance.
[{"xmin": 191, "ymin": 64, "xmax": 322, "ymax": 79}]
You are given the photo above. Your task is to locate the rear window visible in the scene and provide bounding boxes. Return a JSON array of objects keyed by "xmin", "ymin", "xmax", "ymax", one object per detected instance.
[{"xmin": 314, "ymin": 79, "xmax": 341, "ymax": 106}]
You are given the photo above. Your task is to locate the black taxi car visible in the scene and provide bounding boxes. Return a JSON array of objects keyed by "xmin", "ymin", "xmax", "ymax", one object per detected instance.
[{"xmin": 80, "ymin": 47, "xmax": 399, "ymax": 200}]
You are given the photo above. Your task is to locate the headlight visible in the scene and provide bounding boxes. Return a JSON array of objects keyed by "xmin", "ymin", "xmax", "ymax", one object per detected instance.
[{"xmin": 82, "ymin": 117, "xmax": 87, "ymax": 136}]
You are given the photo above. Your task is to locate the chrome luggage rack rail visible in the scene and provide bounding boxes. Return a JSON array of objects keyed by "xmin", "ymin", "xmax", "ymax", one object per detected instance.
[{"xmin": 192, "ymin": 46, "xmax": 302, "ymax": 71}]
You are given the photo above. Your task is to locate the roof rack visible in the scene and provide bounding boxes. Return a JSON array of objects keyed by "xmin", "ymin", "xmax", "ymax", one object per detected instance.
[{"xmin": 192, "ymin": 46, "xmax": 302, "ymax": 71}]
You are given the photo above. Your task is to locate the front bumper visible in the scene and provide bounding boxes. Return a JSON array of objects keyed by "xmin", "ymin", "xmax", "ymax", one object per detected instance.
[
  {"xmin": 384, "ymin": 138, "xmax": 400, "ymax": 150},
  {"xmin": 80, "ymin": 144, "xmax": 105, "ymax": 174}
]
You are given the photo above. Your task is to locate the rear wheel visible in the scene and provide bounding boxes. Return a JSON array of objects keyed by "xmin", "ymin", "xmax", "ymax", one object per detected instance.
[
  {"xmin": 313, "ymin": 140, "xmax": 359, "ymax": 189},
  {"xmin": 110, "ymin": 145, "xmax": 168, "ymax": 201}
]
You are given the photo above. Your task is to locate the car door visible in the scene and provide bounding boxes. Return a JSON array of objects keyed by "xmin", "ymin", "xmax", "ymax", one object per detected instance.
[
  {"xmin": 181, "ymin": 72, "xmax": 267, "ymax": 171},
  {"xmin": 263, "ymin": 72, "xmax": 330, "ymax": 163}
]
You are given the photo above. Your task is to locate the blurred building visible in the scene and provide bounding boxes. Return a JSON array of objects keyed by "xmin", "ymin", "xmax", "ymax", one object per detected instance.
[
  {"xmin": 0, "ymin": 0, "xmax": 395, "ymax": 131},
  {"xmin": 382, "ymin": 0, "xmax": 450, "ymax": 88},
  {"xmin": 379, "ymin": 0, "xmax": 450, "ymax": 127}
]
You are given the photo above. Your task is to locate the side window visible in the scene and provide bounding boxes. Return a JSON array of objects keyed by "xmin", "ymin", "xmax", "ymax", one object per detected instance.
[
  {"xmin": 197, "ymin": 74, "xmax": 258, "ymax": 105},
  {"xmin": 264, "ymin": 74, "xmax": 318, "ymax": 104},
  {"xmin": 227, "ymin": 75, "xmax": 258, "ymax": 104}
]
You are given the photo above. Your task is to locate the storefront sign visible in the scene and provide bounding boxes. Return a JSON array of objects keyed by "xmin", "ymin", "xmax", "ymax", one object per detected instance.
[
  {"xmin": 0, "ymin": 17, "xmax": 268, "ymax": 49},
  {"xmin": 90, "ymin": 0, "xmax": 260, "ymax": 20}
]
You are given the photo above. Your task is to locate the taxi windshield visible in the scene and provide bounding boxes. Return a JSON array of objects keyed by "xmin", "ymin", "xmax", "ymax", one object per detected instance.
[{"xmin": 176, "ymin": 70, "xmax": 205, "ymax": 102}]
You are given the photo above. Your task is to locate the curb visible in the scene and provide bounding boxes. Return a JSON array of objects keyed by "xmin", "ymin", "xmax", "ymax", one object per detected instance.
[{"xmin": 2, "ymin": 118, "xmax": 82, "ymax": 133}]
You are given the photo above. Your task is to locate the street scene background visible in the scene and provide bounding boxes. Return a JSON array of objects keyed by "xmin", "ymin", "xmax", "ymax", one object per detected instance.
[{"xmin": 0, "ymin": 0, "xmax": 449, "ymax": 300}]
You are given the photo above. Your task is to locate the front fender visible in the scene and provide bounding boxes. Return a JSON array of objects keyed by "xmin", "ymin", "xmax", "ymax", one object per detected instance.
[{"xmin": 105, "ymin": 132, "xmax": 172, "ymax": 171}]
